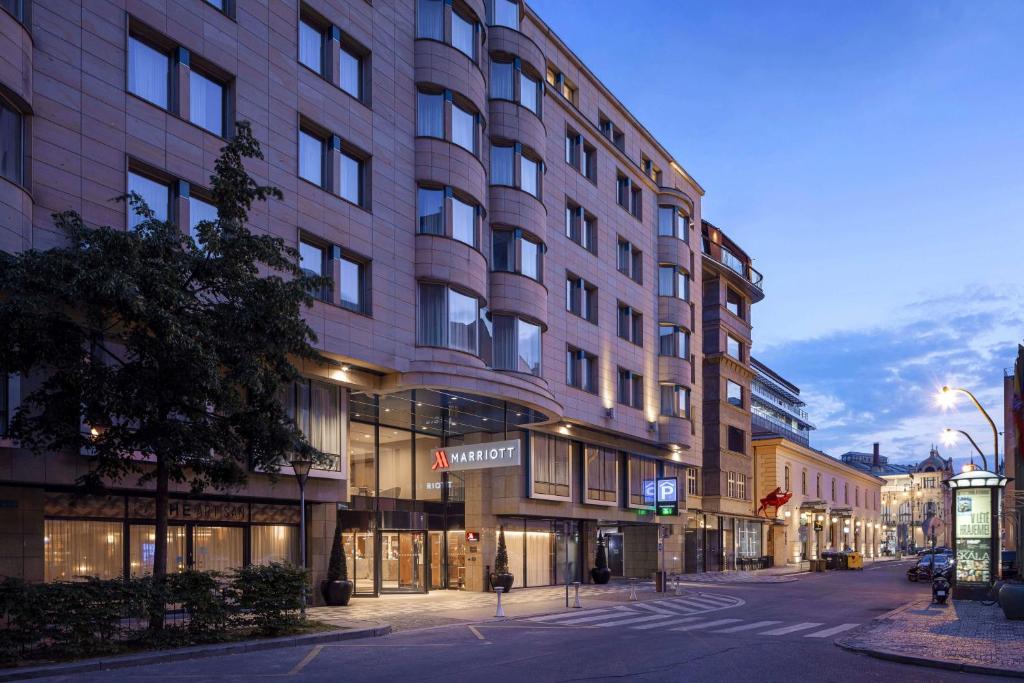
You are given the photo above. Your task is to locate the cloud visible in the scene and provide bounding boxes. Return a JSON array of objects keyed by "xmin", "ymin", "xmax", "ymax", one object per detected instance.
[{"xmin": 757, "ymin": 285, "xmax": 1024, "ymax": 465}]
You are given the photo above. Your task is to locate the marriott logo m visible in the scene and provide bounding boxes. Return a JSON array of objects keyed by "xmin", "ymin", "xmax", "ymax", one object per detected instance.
[{"xmin": 431, "ymin": 449, "xmax": 450, "ymax": 471}]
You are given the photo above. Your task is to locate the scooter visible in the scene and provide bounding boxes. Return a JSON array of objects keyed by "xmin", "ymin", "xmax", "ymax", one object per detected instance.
[{"xmin": 932, "ymin": 565, "xmax": 952, "ymax": 604}]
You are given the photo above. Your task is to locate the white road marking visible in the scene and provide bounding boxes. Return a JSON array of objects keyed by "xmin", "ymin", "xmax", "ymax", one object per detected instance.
[
  {"xmin": 526, "ymin": 607, "xmax": 624, "ymax": 623},
  {"xmin": 805, "ymin": 623, "xmax": 859, "ymax": 638},
  {"xmin": 631, "ymin": 616, "xmax": 704, "ymax": 630},
  {"xmin": 591, "ymin": 613, "xmax": 690, "ymax": 628},
  {"xmin": 550, "ymin": 607, "xmax": 637, "ymax": 625},
  {"xmin": 672, "ymin": 618, "xmax": 743, "ymax": 631},
  {"xmin": 759, "ymin": 622, "xmax": 824, "ymax": 636},
  {"xmin": 712, "ymin": 620, "xmax": 782, "ymax": 633}
]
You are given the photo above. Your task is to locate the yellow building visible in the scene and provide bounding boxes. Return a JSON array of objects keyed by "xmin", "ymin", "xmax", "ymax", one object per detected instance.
[{"xmin": 753, "ymin": 437, "xmax": 884, "ymax": 566}]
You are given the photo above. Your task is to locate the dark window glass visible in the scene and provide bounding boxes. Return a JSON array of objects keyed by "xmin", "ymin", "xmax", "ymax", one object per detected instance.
[
  {"xmin": 340, "ymin": 151, "xmax": 362, "ymax": 205},
  {"xmin": 340, "ymin": 256, "xmax": 365, "ymax": 312},
  {"xmin": 489, "ymin": 0, "xmax": 519, "ymax": 28},
  {"xmin": 0, "ymin": 98, "xmax": 23, "ymax": 185},
  {"xmin": 490, "ymin": 61, "xmax": 514, "ymax": 100},
  {"xmin": 298, "ymin": 130, "xmax": 324, "ymax": 186},
  {"xmin": 416, "ymin": 0, "xmax": 444, "ymax": 40},
  {"xmin": 299, "ymin": 20, "xmax": 324, "ymax": 74},
  {"xmin": 417, "ymin": 187, "xmax": 444, "ymax": 234},
  {"xmin": 492, "ymin": 230, "xmax": 514, "ymax": 272},
  {"xmin": 128, "ymin": 37, "xmax": 170, "ymax": 109},
  {"xmin": 189, "ymin": 70, "xmax": 225, "ymax": 136},
  {"xmin": 128, "ymin": 172, "xmax": 170, "ymax": 229},
  {"xmin": 339, "ymin": 47, "xmax": 363, "ymax": 99}
]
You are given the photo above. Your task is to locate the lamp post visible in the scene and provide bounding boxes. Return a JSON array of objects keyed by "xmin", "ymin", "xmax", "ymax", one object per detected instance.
[
  {"xmin": 940, "ymin": 386, "xmax": 1000, "ymax": 473},
  {"xmin": 289, "ymin": 451, "xmax": 314, "ymax": 616},
  {"xmin": 942, "ymin": 428, "xmax": 989, "ymax": 471}
]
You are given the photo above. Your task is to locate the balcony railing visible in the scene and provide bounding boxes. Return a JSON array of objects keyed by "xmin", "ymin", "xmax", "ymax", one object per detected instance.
[
  {"xmin": 752, "ymin": 412, "xmax": 810, "ymax": 446},
  {"xmin": 751, "ymin": 382, "xmax": 809, "ymax": 421},
  {"xmin": 702, "ymin": 238, "xmax": 764, "ymax": 291}
]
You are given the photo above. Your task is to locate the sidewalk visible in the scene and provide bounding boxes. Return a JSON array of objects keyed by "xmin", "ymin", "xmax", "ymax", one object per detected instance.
[{"xmin": 837, "ymin": 598, "xmax": 1024, "ymax": 677}]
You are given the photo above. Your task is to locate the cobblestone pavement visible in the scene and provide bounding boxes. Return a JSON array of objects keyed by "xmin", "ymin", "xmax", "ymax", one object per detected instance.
[{"xmin": 837, "ymin": 597, "xmax": 1024, "ymax": 675}]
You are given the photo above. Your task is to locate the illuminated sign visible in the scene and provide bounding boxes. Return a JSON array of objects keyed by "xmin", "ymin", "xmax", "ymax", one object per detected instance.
[
  {"xmin": 955, "ymin": 489, "xmax": 992, "ymax": 584},
  {"xmin": 656, "ymin": 477, "xmax": 679, "ymax": 516},
  {"xmin": 466, "ymin": 531, "xmax": 479, "ymax": 543},
  {"xmin": 429, "ymin": 439, "xmax": 521, "ymax": 472}
]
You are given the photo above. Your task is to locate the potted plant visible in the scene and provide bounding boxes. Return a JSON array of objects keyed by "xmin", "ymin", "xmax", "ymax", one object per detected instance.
[
  {"xmin": 320, "ymin": 523, "xmax": 353, "ymax": 606},
  {"xmin": 999, "ymin": 579, "xmax": 1024, "ymax": 620},
  {"xmin": 591, "ymin": 532, "xmax": 611, "ymax": 584},
  {"xmin": 490, "ymin": 526, "xmax": 514, "ymax": 593}
]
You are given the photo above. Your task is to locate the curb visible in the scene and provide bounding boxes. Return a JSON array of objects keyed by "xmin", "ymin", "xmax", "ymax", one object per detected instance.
[
  {"xmin": 836, "ymin": 600, "xmax": 1024, "ymax": 679},
  {"xmin": 0, "ymin": 625, "xmax": 392, "ymax": 682}
]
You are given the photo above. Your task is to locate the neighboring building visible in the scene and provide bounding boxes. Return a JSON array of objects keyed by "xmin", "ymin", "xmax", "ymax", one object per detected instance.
[
  {"xmin": 750, "ymin": 358, "xmax": 815, "ymax": 447},
  {"xmin": 696, "ymin": 221, "xmax": 766, "ymax": 572},
  {"xmin": 845, "ymin": 445, "xmax": 953, "ymax": 552},
  {"xmin": 753, "ymin": 437, "xmax": 884, "ymax": 566},
  {"xmin": 0, "ymin": 1, "xmax": 768, "ymax": 596},
  {"xmin": 1005, "ymin": 344, "xmax": 1023, "ymax": 559}
]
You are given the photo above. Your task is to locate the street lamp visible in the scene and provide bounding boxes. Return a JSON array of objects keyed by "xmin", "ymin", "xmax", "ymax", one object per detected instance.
[
  {"xmin": 942, "ymin": 428, "xmax": 989, "ymax": 471},
  {"xmin": 288, "ymin": 451, "xmax": 314, "ymax": 616},
  {"xmin": 939, "ymin": 386, "xmax": 1000, "ymax": 473}
]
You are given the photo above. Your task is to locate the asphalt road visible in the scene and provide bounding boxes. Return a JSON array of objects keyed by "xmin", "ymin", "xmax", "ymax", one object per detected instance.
[{"xmin": 32, "ymin": 560, "xmax": 996, "ymax": 682}]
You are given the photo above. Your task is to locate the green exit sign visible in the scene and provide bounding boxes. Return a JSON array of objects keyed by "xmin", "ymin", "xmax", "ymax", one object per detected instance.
[{"xmin": 658, "ymin": 504, "xmax": 677, "ymax": 516}]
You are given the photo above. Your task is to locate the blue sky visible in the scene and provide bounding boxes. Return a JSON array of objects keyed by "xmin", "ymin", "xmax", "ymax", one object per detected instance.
[{"xmin": 530, "ymin": 0, "xmax": 1024, "ymax": 464}]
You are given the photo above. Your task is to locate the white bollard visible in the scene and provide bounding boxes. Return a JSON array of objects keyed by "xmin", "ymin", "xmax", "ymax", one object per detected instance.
[
  {"xmin": 628, "ymin": 578, "xmax": 638, "ymax": 601},
  {"xmin": 572, "ymin": 581, "xmax": 582, "ymax": 608},
  {"xmin": 495, "ymin": 586, "xmax": 506, "ymax": 618}
]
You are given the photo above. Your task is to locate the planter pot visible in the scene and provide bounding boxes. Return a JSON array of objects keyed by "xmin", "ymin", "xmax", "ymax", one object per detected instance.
[
  {"xmin": 321, "ymin": 579, "xmax": 353, "ymax": 606},
  {"xmin": 490, "ymin": 572, "xmax": 514, "ymax": 593},
  {"xmin": 999, "ymin": 582, "xmax": 1024, "ymax": 620},
  {"xmin": 591, "ymin": 567, "xmax": 611, "ymax": 585}
]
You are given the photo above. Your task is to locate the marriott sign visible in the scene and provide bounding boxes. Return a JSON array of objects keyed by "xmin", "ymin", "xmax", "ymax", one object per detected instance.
[{"xmin": 430, "ymin": 439, "xmax": 521, "ymax": 472}]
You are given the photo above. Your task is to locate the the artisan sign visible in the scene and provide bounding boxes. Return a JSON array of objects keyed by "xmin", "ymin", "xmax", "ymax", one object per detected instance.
[{"xmin": 430, "ymin": 439, "xmax": 521, "ymax": 471}]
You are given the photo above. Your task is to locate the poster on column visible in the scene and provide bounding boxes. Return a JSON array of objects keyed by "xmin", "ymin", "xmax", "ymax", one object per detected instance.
[{"xmin": 954, "ymin": 489, "xmax": 991, "ymax": 584}]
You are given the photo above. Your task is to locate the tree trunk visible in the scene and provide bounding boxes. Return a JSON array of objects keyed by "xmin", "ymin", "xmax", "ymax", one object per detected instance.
[{"xmin": 149, "ymin": 453, "xmax": 169, "ymax": 632}]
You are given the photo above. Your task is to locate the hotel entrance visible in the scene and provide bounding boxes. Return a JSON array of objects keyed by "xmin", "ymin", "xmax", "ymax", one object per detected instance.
[{"xmin": 381, "ymin": 530, "xmax": 426, "ymax": 592}]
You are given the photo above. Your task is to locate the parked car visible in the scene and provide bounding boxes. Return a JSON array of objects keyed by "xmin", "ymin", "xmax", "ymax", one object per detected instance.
[
  {"xmin": 917, "ymin": 546, "xmax": 953, "ymax": 557},
  {"xmin": 908, "ymin": 554, "xmax": 954, "ymax": 582}
]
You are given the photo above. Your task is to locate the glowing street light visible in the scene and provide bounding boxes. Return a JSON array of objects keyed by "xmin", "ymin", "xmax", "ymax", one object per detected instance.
[
  {"xmin": 942, "ymin": 428, "xmax": 988, "ymax": 470},
  {"xmin": 938, "ymin": 385, "xmax": 1000, "ymax": 472}
]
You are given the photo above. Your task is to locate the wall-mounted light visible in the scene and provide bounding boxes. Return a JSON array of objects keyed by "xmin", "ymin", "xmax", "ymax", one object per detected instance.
[{"xmin": 647, "ymin": 421, "xmax": 658, "ymax": 433}]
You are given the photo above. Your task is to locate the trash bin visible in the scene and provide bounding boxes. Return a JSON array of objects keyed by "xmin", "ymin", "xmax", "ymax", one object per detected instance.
[
  {"xmin": 821, "ymin": 552, "xmax": 837, "ymax": 570},
  {"xmin": 836, "ymin": 552, "xmax": 849, "ymax": 570},
  {"xmin": 847, "ymin": 552, "xmax": 863, "ymax": 570},
  {"xmin": 654, "ymin": 571, "xmax": 668, "ymax": 592}
]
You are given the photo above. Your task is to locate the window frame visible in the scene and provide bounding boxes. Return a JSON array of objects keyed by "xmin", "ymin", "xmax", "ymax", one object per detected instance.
[
  {"xmin": 616, "ymin": 303, "xmax": 643, "ymax": 346},
  {"xmin": 583, "ymin": 445, "xmax": 618, "ymax": 506},
  {"xmin": 658, "ymin": 324, "xmax": 689, "ymax": 359},
  {"xmin": 627, "ymin": 455, "xmax": 657, "ymax": 509},
  {"xmin": 492, "ymin": 227, "xmax": 542, "ymax": 281},
  {"xmin": 566, "ymin": 345, "xmax": 598, "ymax": 394},
  {"xmin": 491, "ymin": 314, "xmax": 542, "ymax": 376},
  {"xmin": 616, "ymin": 238, "xmax": 642, "ymax": 285},
  {"xmin": 565, "ymin": 273, "xmax": 598, "ymax": 324},
  {"xmin": 616, "ymin": 368, "xmax": 643, "ymax": 410},
  {"xmin": 530, "ymin": 433, "xmax": 572, "ymax": 501},
  {"xmin": 0, "ymin": 93, "xmax": 24, "ymax": 187},
  {"xmin": 659, "ymin": 383, "xmax": 690, "ymax": 419},
  {"xmin": 338, "ymin": 251, "xmax": 371, "ymax": 314},
  {"xmin": 416, "ymin": 282, "xmax": 480, "ymax": 355},
  {"xmin": 726, "ymin": 379, "xmax": 743, "ymax": 407},
  {"xmin": 127, "ymin": 167, "xmax": 173, "ymax": 230}
]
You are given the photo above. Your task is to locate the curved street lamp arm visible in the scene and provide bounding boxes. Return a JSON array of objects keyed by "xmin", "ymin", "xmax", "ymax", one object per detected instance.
[
  {"xmin": 950, "ymin": 429, "xmax": 989, "ymax": 470},
  {"xmin": 948, "ymin": 386, "xmax": 1000, "ymax": 472}
]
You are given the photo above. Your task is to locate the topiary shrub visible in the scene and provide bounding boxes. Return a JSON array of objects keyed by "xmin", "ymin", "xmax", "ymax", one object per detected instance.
[{"xmin": 495, "ymin": 526, "xmax": 509, "ymax": 575}]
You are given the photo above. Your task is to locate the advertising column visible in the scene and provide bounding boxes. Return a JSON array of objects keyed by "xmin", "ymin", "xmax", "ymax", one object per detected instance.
[{"xmin": 953, "ymin": 488, "xmax": 993, "ymax": 599}]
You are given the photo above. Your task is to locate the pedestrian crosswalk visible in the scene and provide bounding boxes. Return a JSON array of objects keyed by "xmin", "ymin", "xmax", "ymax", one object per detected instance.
[{"xmin": 523, "ymin": 594, "xmax": 860, "ymax": 640}]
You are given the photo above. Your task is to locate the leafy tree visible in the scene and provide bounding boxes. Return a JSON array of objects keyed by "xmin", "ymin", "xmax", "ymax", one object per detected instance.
[{"xmin": 0, "ymin": 122, "xmax": 330, "ymax": 628}]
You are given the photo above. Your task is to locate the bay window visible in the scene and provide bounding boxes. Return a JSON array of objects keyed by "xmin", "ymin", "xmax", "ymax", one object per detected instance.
[
  {"xmin": 487, "ymin": 0, "xmax": 519, "ymax": 29},
  {"xmin": 417, "ymin": 185, "xmax": 479, "ymax": 247},
  {"xmin": 416, "ymin": 90, "xmax": 444, "ymax": 138},
  {"xmin": 418, "ymin": 283, "xmax": 479, "ymax": 355},
  {"xmin": 451, "ymin": 8, "xmax": 477, "ymax": 60},
  {"xmin": 490, "ymin": 61, "xmax": 514, "ymax": 100},
  {"xmin": 451, "ymin": 102, "xmax": 477, "ymax": 153},
  {"xmin": 658, "ymin": 205, "xmax": 689, "ymax": 240},
  {"xmin": 490, "ymin": 144, "xmax": 515, "ymax": 186},
  {"xmin": 584, "ymin": 446, "xmax": 618, "ymax": 504},
  {"xmin": 628, "ymin": 455, "xmax": 657, "ymax": 507},
  {"xmin": 417, "ymin": 187, "xmax": 445, "ymax": 234},
  {"xmin": 531, "ymin": 434, "xmax": 570, "ymax": 500},
  {"xmin": 492, "ymin": 228, "xmax": 542, "ymax": 281},
  {"xmin": 658, "ymin": 265, "xmax": 688, "ymax": 300},
  {"xmin": 418, "ymin": 0, "xmax": 479, "ymax": 63},
  {"xmin": 519, "ymin": 71, "xmax": 540, "ymax": 114},
  {"xmin": 727, "ymin": 380, "xmax": 743, "ymax": 407},
  {"xmin": 660, "ymin": 384, "xmax": 690, "ymax": 419},
  {"xmin": 416, "ymin": 0, "xmax": 444, "ymax": 40},
  {"xmin": 658, "ymin": 324, "xmax": 688, "ymax": 358},
  {"xmin": 451, "ymin": 195, "xmax": 477, "ymax": 246},
  {"xmin": 520, "ymin": 153, "xmax": 539, "ymax": 197},
  {"xmin": 0, "ymin": 96, "xmax": 23, "ymax": 185},
  {"xmin": 492, "ymin": 315, "xmax": 541, "ymax": 376},
  {"xmin": 727, "ymin": 335, "xmax": 742, "ymax": 361}
]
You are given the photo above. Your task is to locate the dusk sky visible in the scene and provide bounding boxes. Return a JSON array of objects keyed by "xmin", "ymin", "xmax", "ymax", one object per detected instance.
[{"xmin": 530, "ymin": 0, "xmax": 1024, "ymax": 465}]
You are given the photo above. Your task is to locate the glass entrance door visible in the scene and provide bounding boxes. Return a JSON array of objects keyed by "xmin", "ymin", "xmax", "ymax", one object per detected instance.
[
  {"xmin": 606, "ymin": 533, "xmax": 624, "ymax": 576},
  {"xmin": 381, "ymin": 531, "xmax": 426, "ymax": 592}
]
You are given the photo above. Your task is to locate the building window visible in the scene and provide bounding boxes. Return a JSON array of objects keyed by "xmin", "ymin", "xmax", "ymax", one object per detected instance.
[
  {"xmin": 490, "ymin": 60, "xmax": 540, "ymax": 115},
  {"xmin": 416, "ymin": 0, "xmax": 444, "ymax": 40},
  {"xmin": 418, "ymin": 0, "xmax": 479, "ymax": 62},
  {"xmin": 339, "ymin": 253, "xmax": 370, "ymax": 313},
  {"xmin": 658, "ymin": 206, "xmax": 689, "ymax": 240},
  {"xmin": 816, "ymin": 473, "xmax": 822, "ymax": 498},
  {"xmin": 299, "ymin": 239, "xmax": 329, "ymax": 301},
  {"xmin": 1, "ymin": 0, "xmax": 24, "ymax": 22},
  {"xmin": 628, "ymin": 456, "xmax": 657, "ymax": 507},
  {"xmin": 490, "ymin": 144, "xmax": 515, "ymax": 186},
  {"xmin": 127, "ymin": 171, "xmax": 170, "ymax": 229},
  {"xmin": 532, "ymin": 434, "xmax": 570, "ymax": 499},
  {"xmin": 564, "ymin": 203, "xmax": 597, "ymax": 254},
  {"xmin": 417, "ymin": 90, "xmax": 444, "ymax": 137},
  {"xmin": 832, "ymin": 479, "xmax": 837, "ymax": 501},
  {"xmin": 660, "ymin": 384, "xmax": 689, "ymax": 419},
  {"xmin": 339, "ymin": 46, "xmax": 364, "ymax": 99},
  {"xmin": 565, "ymin": 274, "xmax": 597, "ymax": 323},
  {"xmin": 418, "ymin": 283, "xmax": 478, "ymax": 354},
  {"xmin": 615, "ymin": 172, "xmax": 641, "ymax": 218},
  {"xmin": 801, "ymin": 469, "xmax": 807, "ymax": 495},
  {"xmin": 844, "ymin": 483, "xmax": 849, "ymax": 504},
  {"xmin": 0, "ymin": 374, "xmax": 9, "ymax": 437},
  {"xmin": 493, "ymin": 229, "xmax": 542, "ymax": 281},
  {"xmin": 452, "ymin": 103, "xmax": 477, "ymax": 153},
  {"xmin": 617, "ymin": 304, "xmax": 643, "ymax": 346},
  {"xmin": 298, "ymin": 19, "xmax": 325, "ymax": 74},
  {"xmin": 492, "ymin": 315, "xmax": 541, "ymax": 376},
  {"xmin": 726, "ymin": 288, "xmax": 745, "ymax": 319},
  {"xmin": 340, "ymin": 147, "xmax": 367, "ymax": 207},
  {"xmin": 737, "ymin": 473, "xmax": 747, "ymax": 500},
  {"xmin": 450, "ymin": 195, "xmax": 477, "ymax": 247},
  {"xmin": 585, "ymin": 446, "xmax": 618, "ymax": 504},
  {"xmin": 416, "ymin": 186, "xmax": 478, "ymax": 247},
  {"xmin": 520, "ymin": 153, "xmax": 540, "ymax": 197},
  {"xmin": 487, "ymin": 0, "xmax": 519, "ymax": 29},
  {"xmin": 726, "ymin": 335, "xmax": 742, "ymax": 361},
  {"xmin": 727, "ymin": 472, "xmax": 736, "ymax": 498},
  {"xmin": 564, "ymin": 129, "xmax": 596, "ymax": 181},
  {"xmin": 855, "ymin": 487, "xmax": 860, "ymax": 507},
  {"xmin": 281, "ymin": 378, "xmax": 343, "ymax": 470},
  {"xmin": 298, "ymin": 129, "xmax": 325, "ymax": 187},
  {"xmin": 188, "ymin": 194, "xmax": 217, "ymax": 240},
  {"xmin": 44, "ymin": 519, "xmax": 124, "ymax": 581},
  {"xmin": 519, "ymin": 71, "xmax": 540, "ymax": 115},
  {"xmin": 189, "ymin": 70, "xmax": 225, "ymax": 137},
  {"xmin": 658, "ymin": 324, "xmax": 688, "ymax": 359},
  {"xmin": 658, "ymin": 265, "xmax": 688, "ymax": 300},
  {"xmin": 547, "ymin": 66, "xmax": 578, "ymax": 105},
  {"xmin": 128, "ymin": 36, "xmax": 170, "ymax": 109},
  {"xmin": 599, "ymin": 113, "xmax": 625, "ymax": 151},
  {"xmin": 451, "ymin": 7, "xmax": 477, "ymax": 60},
  {"xmin": 784, "ymin": 465, "xmax": 791, "ymax": 492},
  {"xmin": 490, "ymin": 61, "xmax": 514, "ymax": 100},
  {"xmin": 566, "ymin": 346, "xmax": 597, "ymax": 393},
  {"xmin": 727, "ymin": 426, "xmax": 745, "ymax": 453},
  {"xmin": 686, "ymin": 467, "xmax": 699, "ymax": 496},
  {"xmin": 617, "ymin": 239, "xmax": 642, "ymax": 284},
  {"xmin": 726, "ymin": 380, "xmax": 742, "ymax": 407},
  {"xmin": 416, "ymin": 186, "xmax": 444, "ymax": 234},
  {"xmin": 0, "ymin": 96, "xmax": 23, "ymax": 186},
  {"xmin": 642, "ymin": 155, "xmax": 663, "ymax": 184},
  {"xmin": 617, "ymin": 369, "xmax": 643, "ymax": 410}
]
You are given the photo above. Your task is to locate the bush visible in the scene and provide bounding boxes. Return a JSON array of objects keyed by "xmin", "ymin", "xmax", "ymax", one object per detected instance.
[{"xmin": 231, "ymin": 562, "xmax": 307, "ymax": 635}]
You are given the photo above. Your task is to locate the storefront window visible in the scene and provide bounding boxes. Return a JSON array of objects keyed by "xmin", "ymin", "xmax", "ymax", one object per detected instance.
[
  {"xmin": 584, "ymin": 446, "xmax": 617, "ymax": 504},
  {"xmin": 415, "ymin": 432, "xmax": 444, "ymax": 501},
  {"xmin": 627, "ymin": 455, "xmax": 657, "ymax": 508},
  {"xmin": 499, "ymin": 519, "xmax": 554, "ymax": 588},
  {"xmin": 251, "ymin": 525, "xmax": 299, "ymax": 565},
  {"xmin": 45, "ymin": 520, "xmax": 123, "ymax": 581},
  {"xmin": 349, "ymin": 420, "xmax": 376, "ymax": 497},
  {"xmin": 378, "ymin": 428, "xmax": 413, "ymax": 499},
  {"xmin": 736, "ymin": 519, "xmax": 762, "ymax": 559},
  {"xmin": 193, "ymin": 526, "xmax": 243, "ymax": 572},
  {"xmin": 129, "ymin": 525, "xmax": 187, "ymax": 576},
  {"xmin": 531, "ymin": 433, "xmax": 571, "ymax": 500}
]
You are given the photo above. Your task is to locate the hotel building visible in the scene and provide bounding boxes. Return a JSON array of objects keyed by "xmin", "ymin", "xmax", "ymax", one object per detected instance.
[{"xmin": 0, "ymin": 0, "xmax": 766, "ymax": 597}]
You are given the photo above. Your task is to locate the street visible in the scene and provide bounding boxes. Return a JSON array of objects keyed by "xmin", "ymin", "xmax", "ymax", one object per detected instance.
[{"xmin": 28, "ymin": 561, "xmax": 995, "ymax": 682}]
